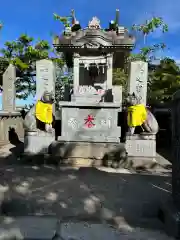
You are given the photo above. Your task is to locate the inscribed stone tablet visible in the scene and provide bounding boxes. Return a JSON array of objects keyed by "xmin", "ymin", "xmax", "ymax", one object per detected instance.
[
  {"xmin": 36, "ymin": 59, "xmax": 55, "ymax": 100},
  {"xmin": 2, "ymin": 64, "xmax": 16, "ymax": 111}
]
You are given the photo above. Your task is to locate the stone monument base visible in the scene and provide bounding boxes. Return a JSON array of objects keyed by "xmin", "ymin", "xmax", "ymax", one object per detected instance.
[
  {"xmin": 48, "ymin": 141, "xmax": 127, "ymax": 167},
  {"xmin": 158, "ymin": 197, "xmax": 180, "ymax": 238},
  {"xmin": 125, "ymin": 133, "xmax": 157, "ymax": 169},
  {"xmin": 24, "ymin": 131, "xmax": 55, "ymax": 154}
]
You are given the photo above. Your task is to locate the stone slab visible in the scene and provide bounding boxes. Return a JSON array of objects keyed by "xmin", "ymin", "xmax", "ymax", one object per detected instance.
[
  {"xmin": 49, "ymin": 141, "xmax": 124, "ymax": 163},
  {"xmin": 36, "ymin": 59, "xmax": 55, "ymax": 101},
  {"xmin": 61, "ymin": 107, "xmax": 120, "ymax": 142},
  {"xmin": 0, "ymin": 217, "xmax": 58, "ymax": 239},
  {"xmin": 24, "ymin": 131, "xmax": 55, "ymax": 154},
  {"xmin": 125, "ymin": 134, "xmax": 156, "ymax": 158},
  {"xmin": 2, "ymin": 64, "xmax": 16, "ymax": 112},
  {"xmin": 128, "ymin": 61, "xmax": 148, "ymax": 105}
]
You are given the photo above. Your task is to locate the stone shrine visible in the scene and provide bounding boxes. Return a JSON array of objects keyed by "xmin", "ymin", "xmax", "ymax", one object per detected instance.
[
  {"xmin": 23, "ymin": 9, "xmax": 157, "ymax": 166},
  {"xmin": 52, "ymin": 10, "xmax": 134, "ymax": 162}
]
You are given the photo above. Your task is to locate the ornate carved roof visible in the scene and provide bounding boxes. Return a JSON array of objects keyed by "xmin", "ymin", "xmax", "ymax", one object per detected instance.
[{"xmin": 53, "ymin": 16, "xmax": 135, "ymax": 51}]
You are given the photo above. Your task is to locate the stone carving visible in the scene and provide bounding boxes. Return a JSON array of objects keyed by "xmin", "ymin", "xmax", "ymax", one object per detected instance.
[
  {"xmin": 24, "ymin": 91, "xmax": 54, "ymax": 133},
  {"xmin": 36, "ymin": 59, "xmax": 55, "ymax": 101},
  {"xmin": 84, "ymin": 114, "xmax": 95, "ymax": 128},
  {"xmin": 128, "ymin": 61, "xmax": 148, "ymax": 105},
  {"xmin": 126, "ymin": 92, "xmax": 159, "ymax": 135},
  {"xmin": 2, "ymin": 64, "xmax": 16, "ymax": 112},
  {"xmin": 88, "ymin": 17, "xmax": 101, "ymax": 29}
]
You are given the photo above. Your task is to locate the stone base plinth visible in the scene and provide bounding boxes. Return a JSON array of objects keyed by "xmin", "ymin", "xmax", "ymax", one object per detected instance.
[
  {"xmin": 125, "ymin": 134, "xmax": 157, "ymax": 169},
  {"xmin": 125, "ymin": 133, "xmax": 156, "ymax": 161},
  {"xmin": 48, "ymin": 141, "xmax": 126, "ymax": 167},
  {"xmin": 158, "ymin": 197, "xmax": 180, "ymax": 238},
  {"xmin": 24, "ymin": 131, "xmax": 55, "ymax": 154}
]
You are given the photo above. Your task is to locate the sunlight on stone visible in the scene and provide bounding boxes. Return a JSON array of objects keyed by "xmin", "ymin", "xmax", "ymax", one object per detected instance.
[
  {"xmin": 45, "ymin": 192, "xmax": 58, "ymax": 201},
  {"xmin": 3, "ymin": 217, "xmax": 15, "ymax": 224},
  {"xmin": 101, "ymin": 207, "xmax": 114, "ymax": 220},
  {"xmin": 44, "ymin": 165, "xmax": 56, "ymax": 170},
  {"xmin": 84, "ymin": 195, "xmax": 101, "ymax": 214},
  {"xmin": 113, "ymin": 216, "xmax": 133, "ymax": 231},
  {"xmin": 68, "ymin": 174, "xmax": 76, "ymax": 180},
  {"xmin": 80, "ymin": 184, "xmax": 90, "ymax": 191},
  {"xmin": 0, "ymin": 185, "xmax": 9, "ymax": 193},
  {"xmin": 31, "ymin": 166, "xmax": 40, "ymax": 170},
  {"xmin": 59, "ymin": 202, "xmax": 67, "ymax": 208},
  {"xmin": 39, "ymin": 177, "xmax": 48, "ymax": 182},
  {"xmin": 12, "ymin": 177, "xmax": 21, "ymax": 183},
  {"xmin": 96, "ymin": 167, "xmax": 131, "ymax": 174},
  {"xmin": 0, "ymin": 228, "xmax": 23, "ymax": 240},
  {"xmin": 26, "ymin": 177, "xmax": 34, "ymax": 183},
  {"xmin": 5, "ymin": 168, "xmax": 14, "ymax": 172},
  {"xmin": 15, "ymin": 181, "xmax": 30, "ymax": 195}
]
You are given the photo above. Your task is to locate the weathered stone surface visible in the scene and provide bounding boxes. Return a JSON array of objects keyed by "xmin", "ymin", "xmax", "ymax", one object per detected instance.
[
  {"xmin": 24, "ymin": 131, "xmax": 55, "ymax": 154},
  {"xmin": 60, "ymin": 108, "xmax": 120, "ymax": 142},
  {"xmin": 36, "ymin": 59, "xmax": 55, "ymax": 101},
  {"xmin": 2, "ymin": 64, "xmax": 16, "ymax": 112},
  {"xmin": 128, "ymin": 61, "xmax": 148, "ymax": 105},
  {"xmin": 49, "ymin": 141, "xmax": 124, "ymax": 165},
  {"xmin": 0, "ymin": 112, "xmax": 24, "ymax": 146},
  {"xmin": 125, "ymin": 134, "xmax": 156, "ymax": 158}
]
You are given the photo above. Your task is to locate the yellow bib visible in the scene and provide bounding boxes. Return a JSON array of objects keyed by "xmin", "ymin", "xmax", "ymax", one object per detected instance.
[
  {"xmin": 35, "ymin": 100, "xmax": 53, "ymax": 124},
  {"xmin": 127, "ymin": 104, "xmax": 147, "ymax": 127}
]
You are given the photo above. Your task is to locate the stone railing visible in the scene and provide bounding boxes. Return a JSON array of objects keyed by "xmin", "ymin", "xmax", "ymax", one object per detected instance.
[{"xmin": 0, "ymin": 111, "xmax": 24, "ymax": 146}]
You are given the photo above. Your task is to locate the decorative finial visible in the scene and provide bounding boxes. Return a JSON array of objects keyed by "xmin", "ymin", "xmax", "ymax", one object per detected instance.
[
  {"xmin": 115, "ymin": 9, "xmax": 120, "ymax": 26},
  {"xmin": 71, "ymin": 9, "xmax": 76, "ymax": 25},
  {"xmin": 88, "ymin": 17, "xmax": 101, "ymax": 29}
]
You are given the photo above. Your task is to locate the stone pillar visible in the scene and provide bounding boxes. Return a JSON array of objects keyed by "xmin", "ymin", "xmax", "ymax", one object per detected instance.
[
  {"xmin": 106, "ymin": 54, "xmax": 113, "ymax": 89},
  {"xmin": 2, "ymin": 64, "xmax": 16, "ymax": 112},
  {"xmin": 73, "ymin": 54, "xmax": 80, "ymax": 94},
  {"xmin": 36, "ymin": 59, "xmax": 55, "ymax": 100},
  {"xmin": 128, "ymin": 61, "xmax": 148, "ymax": 105}
]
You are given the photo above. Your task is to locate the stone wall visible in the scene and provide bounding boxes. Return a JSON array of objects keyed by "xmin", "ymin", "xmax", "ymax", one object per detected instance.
[{"xmin": 0, "ymin": 111, "xmax": 24, "ymax": 146}]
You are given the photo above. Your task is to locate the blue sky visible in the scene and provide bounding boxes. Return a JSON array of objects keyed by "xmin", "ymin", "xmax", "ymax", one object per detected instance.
[{"xmin": 0, "ymin": 0, "xmax": 180, "ymax": 108}]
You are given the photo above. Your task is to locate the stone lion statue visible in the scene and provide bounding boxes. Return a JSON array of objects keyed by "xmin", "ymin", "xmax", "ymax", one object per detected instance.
[
  {"xmin": 24, "ymin": 91, "xmax": 55, "ymax": 133},
  {"xmin": 126, "ymin": 93, "xmax": 159, "ymax": 135}
]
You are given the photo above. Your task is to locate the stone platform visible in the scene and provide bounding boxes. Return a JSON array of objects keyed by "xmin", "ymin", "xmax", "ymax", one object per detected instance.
[
  {"xmin": 125, "ymin": 134, "xmax": 157, "ymax": 168},
  {"xmin": 48, "ymin": 141, "xmax": 126, "ymax": 167},
  {"xmin": 24, "ymin": 131, "xmax": 55, "ymax": 154}
]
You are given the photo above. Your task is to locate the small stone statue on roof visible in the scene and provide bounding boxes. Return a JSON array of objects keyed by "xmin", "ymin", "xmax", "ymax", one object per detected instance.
[{"xmin": 88, "ymin": 17, "xmax": 101, "ymax": 29}]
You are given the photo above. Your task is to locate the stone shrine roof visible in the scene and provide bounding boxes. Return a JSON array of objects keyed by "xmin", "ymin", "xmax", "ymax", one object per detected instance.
[{"xmin": 53, "ymin": 11, "xmax": 135, "ymax": 52}]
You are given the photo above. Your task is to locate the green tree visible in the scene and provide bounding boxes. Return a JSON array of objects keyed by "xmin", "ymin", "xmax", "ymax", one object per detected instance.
[
  {"xmin": 0, "ymin": 34, "xmax": 64, "ymax": 99},
  {"xmin": 148, "ymin": 58, "xmax": 180, "ymax": 103},
  {"xmin": 130, "ymin": 17, "xmax": 168, "ymax": 62},
  {"xmin": 113, "ymin": 17, "xmax": 171, "ymax": 103}
]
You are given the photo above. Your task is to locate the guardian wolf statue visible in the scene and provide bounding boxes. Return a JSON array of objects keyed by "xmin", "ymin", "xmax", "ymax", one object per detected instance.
[
  {"xmin": 24, "ymin": 91, "xmax": 55, "ymax": 133},
  {"xmin": 126, "ymin": 93, "xmax": 159, "ymax": 135}
]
